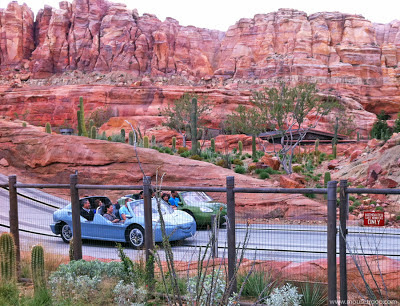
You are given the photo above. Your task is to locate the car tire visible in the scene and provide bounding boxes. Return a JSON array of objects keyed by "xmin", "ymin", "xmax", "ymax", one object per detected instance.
[
  {"xmin": 126, "ymin": 225, "xmax": 145, "ymax": 249},
  {"xmin": 60, "ymin": 223, "xmax": 73, "ymax": 243}
]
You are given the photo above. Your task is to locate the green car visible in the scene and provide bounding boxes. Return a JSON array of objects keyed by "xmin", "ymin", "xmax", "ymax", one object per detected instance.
[{"xmin": 176, "ymin": 191, "xmax": 227, "ymax": 228}]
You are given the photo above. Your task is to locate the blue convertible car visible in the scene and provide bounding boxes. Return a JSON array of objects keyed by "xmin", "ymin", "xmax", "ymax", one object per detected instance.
[{"xmin": 50, "ymin": 197, "xmax": 196, "ymax": 249}]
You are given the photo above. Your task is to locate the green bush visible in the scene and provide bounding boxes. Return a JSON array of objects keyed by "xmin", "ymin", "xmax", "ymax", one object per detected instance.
[
  {"xmin": 370, "ymin": 110, "xmax": 393, "ymax": 140},
  {"xmin": 353, "ymin": 200, "xmax": 361, "ymax": 207},
  {"xmin": 177, "ymin": 147, "xmax": 189, "ymax": 154},
  {"xmin": 232, "ymin": 158, "xmax": 243, "ymax": 166},
  {"xmin": 247, "ymin": 164, "xmax": 256, "ymax": 172},
  {"xmin": 375, "ymin": 206, "xmax": 384, "ymax": 211},
  {"xmin": 215, "ymin": 159, "xmax": 227, "ymax": 168},
  {"xmin": 259, "ymin": 172, "xmax": 270, "ymax": 179},
  {"xmin": 349, "ymin": 205, "xmax": 354, "ymax": 212},
  {"xmin": 111, "ymin": 133, "xmax": 125, "ymax": 143},
  {"xmin": 292, "ymin": 165, "xmax": 302, "ymax": 173},
  {"xmin": 238, "ymin": 268, "xmax": 277, "ymax": 300},
  {"xmin": 190, "ymin": 155, "xmax": 203, "ymax": 161},
  {"xmin": 234, "ymin": 165, "xmax": 246, "ymax": 174},
  {"xmin": 180, "ymin": 151, "xmax": 190, "ymax": 158},
  {"xmin": 163, "ymin": 147, "xmax": 172, "ymax": 154},
  {"xmin": 300, "ymin": 282, "xmax": 327, "ymax": 306}
]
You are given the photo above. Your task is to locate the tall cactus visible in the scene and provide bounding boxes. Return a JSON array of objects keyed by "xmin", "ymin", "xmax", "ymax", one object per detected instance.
[
  {"xmin": 45, "ymin": 122, "xmax": 51, "ymax": 134},
  {"xmin": 324, "ymin": 172, "xmax": 331, "ymax": 188},
  {"xmin": 172, "ymin": 137, "xmax": 176, "ymax": 152},
  {"xmin": 333, "ymin": 144, "xmax": 337, "ymax": 159},
  {"xmin": 69, "ymin": 238, "xmax": 74, "ymax": 262},
  {"xmin": 197, "ymin": 140, "xmax": 201, "ymax": 153},
  {"xmin": 0, "ymin": 232, "xmax": 17, "ymax": 283},
  {"xmin": 129, "ymin": 131, "xmax": 134, "ymax": 145},
  {"xmin": 191, "ymin": 98, "xmax": 198, "ymax": 155},
  {"xmin": 91, "ymin": 126, "xmax": 96, "ymax": 139},
  {"xmin": 238, "ymin": 140, "xmax": 243, "ymax": 155},
  {"xmin": 252, "ymin": 135, "xmax": 256, "ymax": 159},
  {"xmin": 357, "ymin": 131, "xmax": 360, "ymax": 142},
  {"xmin": 121, "ymin": 128, "xmax": 126, "ymax": 140},
  {"xmin": 78, "ymin": 97, "xmax": 88, "ymax": 137},
  {"xmin": 151, "ymin": 135, "xmax": 156, "ymax": 146},
  {"xmin": 144, "ymin": 136, "xmax": 149, "ymax": 148},
  {"xmin": 77, "ymin": 110, "xmax": 82, "ymax": 136},
  {"xmin": 314, "ymin": 138, "xmax": 319, "ymax": 154},
  {"xmin": 210, "ymin": 138, "xmax": 215, "ymax": 152},
  {"xmin": 332, "ymin": 116, "xmax": 339, "ymax": 148},
  {"xmin": 31, "ymin": 245, "xmax": 45, "ymax": 292}
]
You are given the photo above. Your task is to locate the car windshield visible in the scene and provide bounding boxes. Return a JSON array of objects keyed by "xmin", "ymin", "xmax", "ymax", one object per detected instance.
[
  {"xmin": 181, "ymin": 192, "xmax": 213, "ymax": 205},
  {"xmin": 128, "ymin": 198, "xmax": 174, "ymax": 216}
]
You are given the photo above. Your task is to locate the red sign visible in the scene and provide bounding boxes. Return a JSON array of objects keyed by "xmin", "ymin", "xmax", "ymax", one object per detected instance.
[{"xmin": 364, "ymin": 212, "xmax": 384, "ymax": 226}]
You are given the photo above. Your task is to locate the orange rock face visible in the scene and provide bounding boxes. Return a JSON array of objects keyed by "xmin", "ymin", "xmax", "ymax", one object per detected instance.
[{"xmin": 0, "ymin": 3, "xmax": 399, "ymax": 129}]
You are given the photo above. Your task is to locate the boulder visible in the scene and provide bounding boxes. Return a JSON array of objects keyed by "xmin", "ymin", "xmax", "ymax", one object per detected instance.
[
  {"xmin": 280, "ymin": 175, "xmax": 303, "ymax": 189},
  {"xmin": 261, "ymin": 154, "xmax": 280, "ymax": 170},
  {"xmin": 379, "ymin": 178, "xmax": 398, "ymax": 188},
  {"xmin": 0, "ymin": 158, "xmax": 9, "ymax": 167},
  {"xmin": 350, "ymin": 150, "xmax": 363, "ymax": 162},
  {"xmin": 327, "ymin": 159, "xmax": 340, "ymax": 170}
]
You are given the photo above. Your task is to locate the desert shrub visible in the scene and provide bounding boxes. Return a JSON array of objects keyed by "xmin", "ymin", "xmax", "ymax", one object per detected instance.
[
  {"xmin": 292, "ymin": 165, "xmax": 302, "ymax": 173},
  {"xmin": 215, "ymin": 159, "xmax": 227, "ymax": 168},
  {"xmin": 300, "ymin": 282, "xmax": 327, "ymax": 306},
  {"xmin": 87, "ymin": 106, "xmax": 113, "ymax": 128},
  {"xmin": 190, "ymin": 155, "xmax": 203, "ymax": 161},
  {"xmin": 187, "ymin": 271, "xmax": 226, "ymax": 305},
  {"xmin": 247, "ymin": 164, "xmax": 256, "ymax": 172},
  {"xmin": 305, "ymin": 193, "xmax": 316, "ymax": 199},
  {"xmin": 353, "ymin": 200, "xmax": 361, "ymax": 207},
  {"xmin": 113, "ymin": 280, "xmax": 147, "ymax": 305},
  {"xmin": 180, "ymin": 151, "xmax": 191, "ymax": 158},
  {"xmin": 349, "ymin": 205, "xmax": 355, "ymax": 212},
  {"xmin": 238, "ymin": 268, "xmax": 277, "ymax": 301},
  {"xmin": 370, "ymin": 110, "xmax": 393, "ymax": 140},
  {"xmin": 177, "ymin": 147, "xmax": 189, "ymax": 154},
  {"xmin": 252, "ymin": 158, "xmax": 259, "ymax": 163},
  {"xmin": 234, "ymin": 165, "xmax": 246, "ymax": 174},
  {"xmin": 349, "ymin": 196, "xmax": 357, "ymax": 202},
  {"xmin": 0, "ymin": 282, "xmax": 19, "ymax": 305},
  {"xmin": 375, "ymin": 206, "xmax": 384, "ymax": 212},
  {"xmin": 245, "ymin": 153, "xmax": 251, "ymax": 158},
  {"xmin": 232, "ymin": 158, "xmax": 244, "ymax": 166},
  {"xmin": 22, "ymin": 122, "xmax": 27, "ymax": 127},
  {"xmin": 259, "ymin": 172, "xmax": 270, "ymax": 180},
  {"xmin": 163, "ymin": 147, "xmax": 172, "ymax": 154},
  {"xmin": 264, "ymin": 283, "xmax": 302, "ymax": 305}
]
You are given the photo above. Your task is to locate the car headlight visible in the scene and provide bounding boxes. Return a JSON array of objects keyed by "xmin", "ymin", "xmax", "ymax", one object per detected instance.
[{"xmin": 200, "ymin": 207, "xmax": 213, "ymax": 213}]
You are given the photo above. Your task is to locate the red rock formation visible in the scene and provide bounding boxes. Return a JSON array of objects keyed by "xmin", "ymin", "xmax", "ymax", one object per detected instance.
[{"xmin": 0, "ymin": 2, "xmax": 399, "ymax": 138}]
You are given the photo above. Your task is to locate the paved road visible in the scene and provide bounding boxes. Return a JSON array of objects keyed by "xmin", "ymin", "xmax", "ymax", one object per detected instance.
[{"xmin": 1, "ymin": 177, "xmax": 399, "ymax": 263}]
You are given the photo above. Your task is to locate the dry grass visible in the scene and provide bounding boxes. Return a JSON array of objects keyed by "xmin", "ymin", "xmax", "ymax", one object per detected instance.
[{"xmin": 19, "ymin": 250, "xmax": 69, "ymax": 279}]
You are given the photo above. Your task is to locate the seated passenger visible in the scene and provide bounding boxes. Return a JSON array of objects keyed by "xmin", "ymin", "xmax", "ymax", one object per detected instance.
[
  {"xmin": 119, "ymin": 198, "xmax": 132, "ymax": 222},
  {"xmin": 103, "ymin": 204, "xmax": 121, "ymax": 223},
  {"xmin": 168, "ymin": 190, "xmax": 180, "ymax": 209},
  {"xmin": 80, "ymin": 199, "xmax": 94, "ymax": 221},
  {"xmin": 161, "ymin": 193, "xmax": 170, "ymax": 203},
  {"xmin": 94, "ymin": 199, "xmax": 105, "ymax": 215}
]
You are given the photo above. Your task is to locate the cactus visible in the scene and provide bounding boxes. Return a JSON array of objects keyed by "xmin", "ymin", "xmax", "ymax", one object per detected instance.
[
  {"xmin": 101, "ymin": 131, "xmax": 106, "ymax": 140},
  {"xmin": 238, "ymin": 140, "xmax": 243, "ymax": 155},
  {"xmin": 121, "ymin": 128, "xmax": 126, "ymax": 140},
  {"xmin": 211, "ymin": 138, "xmax": 215, "ymax": 152},
  {"xmin": 333, "ymin": 144, "xmax": 337, "ymax": 159},
  {"xmin": 89, "ymin": 119, "xmax": 94, "ymax": 130},
  {"xmin": 22, "ymin": 122, "xmax": 27, "ymax": 128},
  {"xmin": 197, "ymin": 128, "xmax": 203, "ymax": 140},
  {"xmin": 45, "ymin": 122, "xmax": 51, "ymax": 134},
  {"xmin": 324, "ymin": 172, "xmax": 331, "ymax": 188},
  {"xmin": 77, "ymin": 110, "xmax": 82, "ymax": 136},
  {"xmin": 78, "ymin": 97, "xmax": 88, "ymax": 137},
  {"xmin": 69, "ymin": 238, "xmax": 74, "ymax": 262},
  {"xmin": 172, "ymin": 137, "xmax": 176, "ymax": 152},
  {"xmin": 0, "ymin": 232, "xmax": 17, "ymax": 283},
  {"xmin": 314, "ymin": 138, "xmax": 319, "ymax": 154},
  {"xmin": 191, "ymin": 98, "xmax": 198, "ymax": 155},
  {"xmin": 31, "ymin": 245, "xmax": 45, "ymax": 291},
  {"xmin": 129, "ymin": 131, "xmax": 134, "ymax": 145},
  {"xmin": 91, "ymin": 126, "xmax": 96, "ymax": 139},
  {"xmin": 332, "ymin": 116, "xmax": 339, "ymax": 147},
  {"xmin": 197, "ymin": 140, "xmax": 201, "ymax": 153},
  {"xmin": 151, "ymin": 134, "xmax": 156, "ymax": 145},
  {"xmin": 357, "ymin": 131, "xmax": 360, "ymax": 142},
  {"xmin": 107, "ymin": 136, "xmax": 112, "ymax": 141},
  {"xmin": 144, "ymin": 136, "xmax": 149, "ymax": 148},
  {"xmin": 252, "ymin": 135, "xmax": 256, "ymax": 159}
]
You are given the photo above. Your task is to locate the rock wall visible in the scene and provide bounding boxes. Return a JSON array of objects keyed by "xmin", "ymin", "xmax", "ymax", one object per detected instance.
[{"xmin": 0, "ymin": 0, "xmax": 399, "ymax": 129}]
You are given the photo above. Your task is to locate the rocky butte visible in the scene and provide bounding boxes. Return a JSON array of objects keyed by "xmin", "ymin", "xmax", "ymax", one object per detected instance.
[{"xmin": 0, "ymin": 0, "xmax": 399, "ymax": 135}]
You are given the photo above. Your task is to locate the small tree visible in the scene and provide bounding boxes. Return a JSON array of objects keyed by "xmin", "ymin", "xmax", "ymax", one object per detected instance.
[
  {"xmin": 393, "ymin": 112, "xmax": 400, "ymax": 133},
  {"xmin": 252, "ymin": 83, "xmax": 339, "ymax": 174},
  {"xmin": 224, "ymin": 105, "xmax": 266, "ymax": 159},
  {"xmin": 161, "ymin": 93, "xmax": 211, "ymax": 148},
  {"xmin": 370, "ymin": 110, "xmax": 392, "ymax": 140}
]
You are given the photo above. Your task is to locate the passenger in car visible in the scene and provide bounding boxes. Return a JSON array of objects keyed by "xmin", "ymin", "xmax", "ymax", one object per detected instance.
[
  {"xmin": 103, "ymin": 204, "xmax": 121, "ymax": 223},
  {"xmin": 80, "ymin": 199, "xmax": 94, "ymax": 221},
  {"xmin": 119, "ymin": 198, "xmax": 132, "ymax": 222},
  {"xmin": 168, "ymin": 190, "xmax": 180, "ymax": 209},
  {"xmin": 94, "ymin": 199, "xmax": 105, "ymax": 215},
  {"xmin": 161, "ymin": 193, "xmax": 170, "ymax": 203}
]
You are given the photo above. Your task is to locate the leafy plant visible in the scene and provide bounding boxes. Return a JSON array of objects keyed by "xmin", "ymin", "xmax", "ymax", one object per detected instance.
[
  {"xmin": 264, "ymin": 283, "xmax": 302, "ymax": 305},
  {"xmin": 113, "ymin": 280, "xmax": 147, "ymax": 305},
  {"xmin": 300, "ymin": 282, "xmax": 327, "ymax": 306},
  {"xmin": 235, "ymin": 165, "xmax": 246, "ymax": 174},
  {"xmin": 45, "ymin": 122, "xmax": 51, "ymax": 134},
  {"xmin": 370, "ymin": 110, "xmax": 392, "ymax": 140},
  {"xmin": 237, "ymin": 268, "xmax": 277, "ymax": 301}
]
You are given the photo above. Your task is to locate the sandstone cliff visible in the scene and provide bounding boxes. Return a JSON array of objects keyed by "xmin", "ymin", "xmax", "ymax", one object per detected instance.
[{"xmin": 0, "ymin": 0, "xmax": 399, "ymax": 132}]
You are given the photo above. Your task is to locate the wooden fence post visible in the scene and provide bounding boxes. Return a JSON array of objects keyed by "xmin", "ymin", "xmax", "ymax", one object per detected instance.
[
  {"xmin": 327, "ymin": 180, "xmax": 338, "ymax": 305},
  {"xmin": 70, "ymin": 173, "xmax": 82, "ymax": 260},
  {"xmin": 226, "ymin": 176, "xmax": 237, "ymax": 294},
  {"xmin": 143, "ymin": 176, "xmax": 154, "ymax": 289},
  {"xmin": 339, "ymin": 180, "xmax": 348, "ymax": 304},
  {"xmin": 8, "ymin": 175, "xmax": 20, "ymax": 272}
]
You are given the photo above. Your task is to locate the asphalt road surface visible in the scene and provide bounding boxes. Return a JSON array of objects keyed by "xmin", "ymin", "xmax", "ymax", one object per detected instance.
[{"xmin": 1, "ymin": 175, "xmax": 399, "ymax": 263}]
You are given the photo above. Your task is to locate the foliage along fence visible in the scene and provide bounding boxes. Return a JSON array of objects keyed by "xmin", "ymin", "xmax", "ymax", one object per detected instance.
[{"xmin": 1, "ymin": 174, "xmax": 400, "ymax": 303}]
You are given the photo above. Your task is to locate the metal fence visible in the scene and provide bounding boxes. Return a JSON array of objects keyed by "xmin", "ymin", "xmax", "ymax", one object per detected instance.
[{"xmin": 1, "ymin": 174, "xmax": 400, "ymax": 304}]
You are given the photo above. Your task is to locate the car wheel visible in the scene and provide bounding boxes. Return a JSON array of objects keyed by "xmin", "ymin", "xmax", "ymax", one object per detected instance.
[
  {"xmin": 60, "ymin": 223, "xmax": 73, "ymax": 243},
  {"xmin": 126, "ymin": 225, "xmax": 145, "ymax": 249}
]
